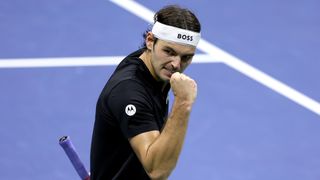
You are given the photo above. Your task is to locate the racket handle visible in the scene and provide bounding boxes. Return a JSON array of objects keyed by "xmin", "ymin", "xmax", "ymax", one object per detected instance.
[{"xmin": 59, "ymin": 136, "xmax": 90, "ymax": 180}]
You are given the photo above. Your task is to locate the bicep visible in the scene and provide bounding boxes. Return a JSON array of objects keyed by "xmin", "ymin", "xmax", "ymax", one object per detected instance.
[{"xmin": 129, "ymin": 130, "xmax": 160, "ymax": 166}]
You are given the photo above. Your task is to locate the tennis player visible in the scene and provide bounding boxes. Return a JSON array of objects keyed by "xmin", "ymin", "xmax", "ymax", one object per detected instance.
[{"xmin": 90, "ymin": 5, "xmax": 201, "ymax": 180}]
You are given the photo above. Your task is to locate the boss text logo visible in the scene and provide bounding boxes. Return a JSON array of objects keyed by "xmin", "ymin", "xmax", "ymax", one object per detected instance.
[{"xmin": 177, "ymin": 34, "xmax": 193, "ymax": 41}]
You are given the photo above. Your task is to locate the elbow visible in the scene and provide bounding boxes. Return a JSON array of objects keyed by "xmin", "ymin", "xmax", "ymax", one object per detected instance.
[
  {"xmin": 145, "ymin": 163, "xmax": 177, "ymax": 180},
  {"xmin": 146, "ymin": 170, "xmax": 171, "ymax": 180}
]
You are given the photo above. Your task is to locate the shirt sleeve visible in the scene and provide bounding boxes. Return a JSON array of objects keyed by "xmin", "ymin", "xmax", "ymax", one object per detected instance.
[{"xmin": 106, "ymin": 79, "xmax": 159, "ymax": 139}]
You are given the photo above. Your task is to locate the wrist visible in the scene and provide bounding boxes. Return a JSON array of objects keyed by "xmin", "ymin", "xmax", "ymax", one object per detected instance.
[{"xmin": 173, "ymin": 98, "xmax": 194, "ymax": 110}]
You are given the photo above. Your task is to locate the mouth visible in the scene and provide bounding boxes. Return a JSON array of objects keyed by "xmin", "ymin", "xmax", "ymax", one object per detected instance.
[{"xmin": 164, "ymin": 68, "xmax": 175, "ymax": 77}]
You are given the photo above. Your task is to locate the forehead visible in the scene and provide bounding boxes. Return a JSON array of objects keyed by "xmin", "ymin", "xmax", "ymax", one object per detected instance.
[{"xmin": 156, "ymin": 39, "xmax": 196, "ymax": 54}]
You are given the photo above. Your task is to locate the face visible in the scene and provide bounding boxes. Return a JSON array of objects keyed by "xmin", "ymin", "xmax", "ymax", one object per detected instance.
[{"xmin": 146, "ymin": 33, "xmax": 196, "ymax": 82}]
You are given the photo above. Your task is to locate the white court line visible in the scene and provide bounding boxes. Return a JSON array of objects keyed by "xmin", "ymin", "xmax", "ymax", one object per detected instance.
[
  {"xmin": 0, "ymin": 54, "xmax": 219, "ymax": 68},
  {"xmin": 0, "ymin": 56, "xmax": 124, "ymax": 68},
  {"xmin": 110, "ymin": 0, "xmax": 320, "ymax": 116}
]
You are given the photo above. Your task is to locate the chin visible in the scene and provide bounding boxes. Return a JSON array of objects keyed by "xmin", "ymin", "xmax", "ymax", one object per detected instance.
[
  {"xmin": 158, "ymin": 75, "xmax": 170, "ymax": 82},
  {"xmin": 156, "ymin": 71, "xmax": 171, "ymax": 82}
]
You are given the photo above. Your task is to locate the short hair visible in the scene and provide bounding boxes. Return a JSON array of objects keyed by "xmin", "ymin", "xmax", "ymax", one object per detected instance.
[{"xmin": 141, "ymin": 5, "xmax": 201, "ymax": 49}]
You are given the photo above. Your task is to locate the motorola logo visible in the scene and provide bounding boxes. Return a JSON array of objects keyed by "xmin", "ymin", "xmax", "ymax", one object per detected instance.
[{"xmin": 125, "ymin": 104, "xmax": 136, "ymax": 116}]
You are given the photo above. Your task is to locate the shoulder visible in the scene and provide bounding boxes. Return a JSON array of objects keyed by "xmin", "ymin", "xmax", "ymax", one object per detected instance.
[{"xmin": 109, "ymin": 79, "xmax": 150, "ymax": 103}]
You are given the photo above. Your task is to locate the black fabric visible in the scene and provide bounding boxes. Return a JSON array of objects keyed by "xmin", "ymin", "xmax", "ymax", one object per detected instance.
[{"xmin": 90, "ymin": 49, "xmax": 170, "ymax": 180}]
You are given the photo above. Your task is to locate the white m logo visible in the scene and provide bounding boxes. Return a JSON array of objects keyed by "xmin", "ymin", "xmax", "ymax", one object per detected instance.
[{"xmin": 125, "ymin": 104, "xmax": 136, "ymax": 116}]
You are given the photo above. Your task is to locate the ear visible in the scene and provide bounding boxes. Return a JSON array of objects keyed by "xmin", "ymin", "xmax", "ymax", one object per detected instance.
[{"xmin": 145, "ymin": 32, "xmax": 154, "ymax": 51}]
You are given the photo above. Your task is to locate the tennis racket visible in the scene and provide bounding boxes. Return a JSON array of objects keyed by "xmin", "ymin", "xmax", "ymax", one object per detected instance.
[{"xmin": 59, "ymin": 136, "xmax": 90, "ymax": 180}]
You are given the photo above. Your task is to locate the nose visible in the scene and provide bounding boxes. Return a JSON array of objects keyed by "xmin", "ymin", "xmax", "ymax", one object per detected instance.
[{"xmin": 171, "ymin": 56, "xmax": 181, "ymax": 71}]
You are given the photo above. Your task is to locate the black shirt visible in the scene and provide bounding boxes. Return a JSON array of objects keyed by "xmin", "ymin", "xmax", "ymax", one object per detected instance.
[{"xmin": 90, "ymin": 49, "xmax": 170, "ymax": 180}]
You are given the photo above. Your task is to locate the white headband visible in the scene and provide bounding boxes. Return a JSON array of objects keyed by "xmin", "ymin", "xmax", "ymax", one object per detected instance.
[{"xmin": 151, "ymin": 21, "xmax": 201, "ymax": 47}]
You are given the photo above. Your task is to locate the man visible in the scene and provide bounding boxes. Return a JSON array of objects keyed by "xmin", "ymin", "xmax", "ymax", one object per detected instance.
[{"xmin": 90, "ymin": 5, "xmax": 201, "ymax": 180}]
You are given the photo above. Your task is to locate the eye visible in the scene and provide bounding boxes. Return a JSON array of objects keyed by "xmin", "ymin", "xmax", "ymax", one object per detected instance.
[
  {"xmin": 181, "ymin": 55, "xmax": 193, "ymax": 62},
  {"xmin": 163, "ymin": 49, "xmax": 175, "ymax": 56}
]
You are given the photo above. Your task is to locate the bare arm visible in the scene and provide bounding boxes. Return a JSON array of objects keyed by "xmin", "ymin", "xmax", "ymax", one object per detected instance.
[{"xmin": 129, "ymin": 72, "xmax": 197, "ymax": 180}]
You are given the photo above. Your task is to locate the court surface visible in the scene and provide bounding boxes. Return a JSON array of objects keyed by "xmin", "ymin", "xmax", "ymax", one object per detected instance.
[{"xmin": 0, "ymin": 0, "xmax": 319, "ymax": 179}]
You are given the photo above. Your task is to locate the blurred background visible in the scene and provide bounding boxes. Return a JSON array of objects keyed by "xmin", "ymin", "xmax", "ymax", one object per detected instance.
[{"xmin": 0, "ymin": 0, "xmax": 319, "ymax": 179}]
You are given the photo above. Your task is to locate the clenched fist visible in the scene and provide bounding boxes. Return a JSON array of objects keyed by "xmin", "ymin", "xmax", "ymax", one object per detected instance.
[{"xmin": 170, "ymin": 72, "xmax": 197, "ymax": 103}]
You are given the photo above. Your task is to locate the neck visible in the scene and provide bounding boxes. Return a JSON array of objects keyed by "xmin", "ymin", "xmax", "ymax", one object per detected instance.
[
  {"xmin": 139, "ymin": 50, "xmax": 156, "ymax": 80},
  {"xmin": 139, "ymin": 50, "xmax": 168, "ymax": 91}
]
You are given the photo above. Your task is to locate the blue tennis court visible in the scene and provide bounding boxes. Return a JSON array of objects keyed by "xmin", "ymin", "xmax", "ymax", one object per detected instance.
[{"xmin": 0, "ymin": 0, "xmax": 319, "ymax": 179}]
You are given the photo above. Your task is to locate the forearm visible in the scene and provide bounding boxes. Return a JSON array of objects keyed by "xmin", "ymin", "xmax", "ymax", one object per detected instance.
[{"xmin": 144, "ymin": 99, "xmax": 193, "ymax": 179}]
